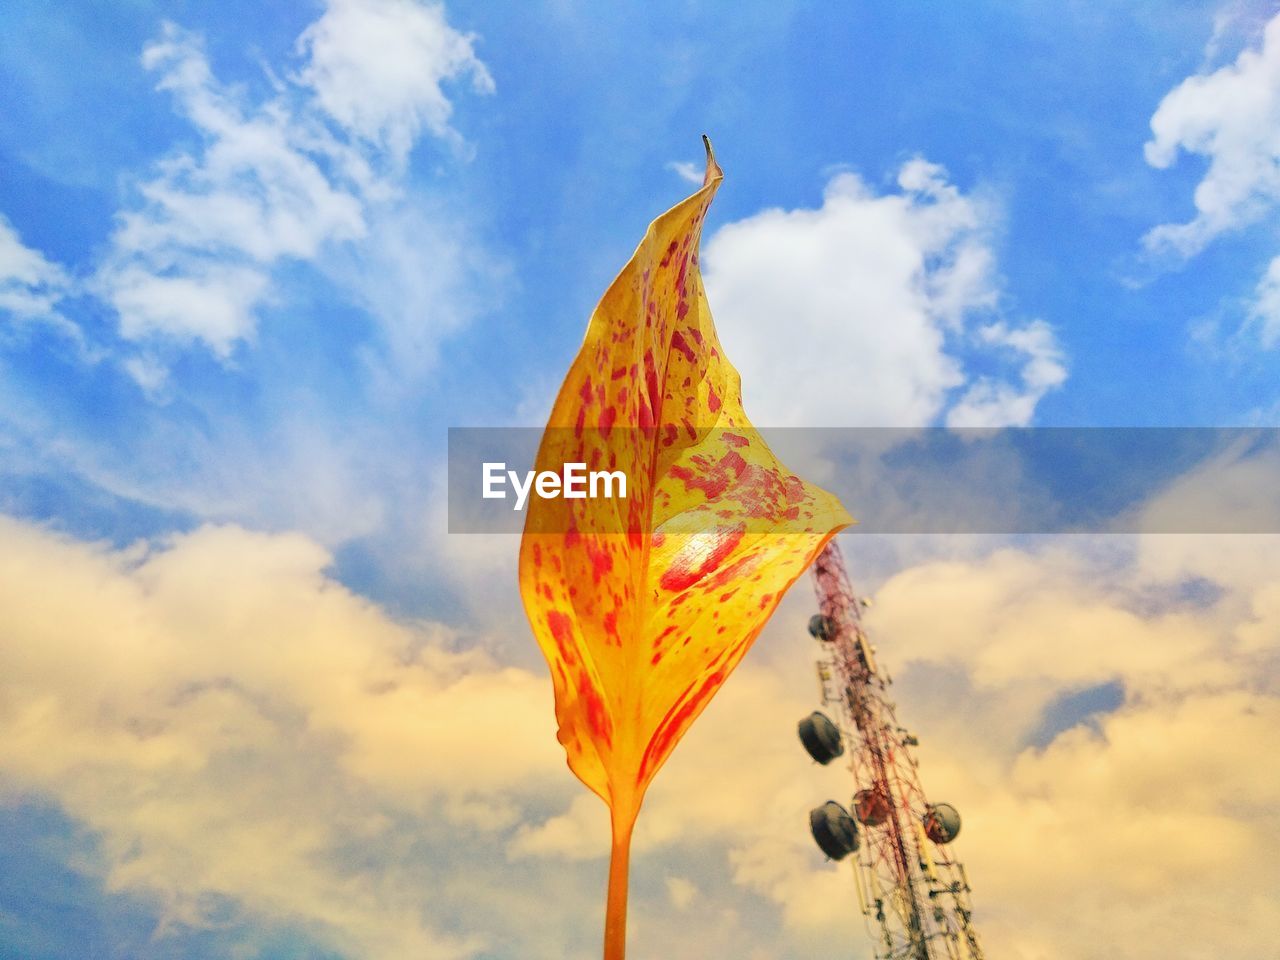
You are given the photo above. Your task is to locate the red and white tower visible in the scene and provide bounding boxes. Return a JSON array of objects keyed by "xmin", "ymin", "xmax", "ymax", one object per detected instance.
[{"xmin": 800, "ymin": 541, "xmax": 983, "ymax": 960}]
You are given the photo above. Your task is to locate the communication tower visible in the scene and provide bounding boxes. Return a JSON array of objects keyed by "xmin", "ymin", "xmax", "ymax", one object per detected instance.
[{"xmin": 799, "ymin": 541, "xmax": 983, "ymax": 960}]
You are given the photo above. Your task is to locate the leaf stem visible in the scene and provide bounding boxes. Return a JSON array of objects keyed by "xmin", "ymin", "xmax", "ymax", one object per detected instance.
[{"xmin": 604, "ymin": 809, "xmax": 635, "ymax": 960}]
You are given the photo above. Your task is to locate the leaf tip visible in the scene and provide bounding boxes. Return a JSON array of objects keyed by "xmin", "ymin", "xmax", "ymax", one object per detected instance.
[{"xmin": 701, "ymin": 134, "xmax": 722, "ymax": 186}]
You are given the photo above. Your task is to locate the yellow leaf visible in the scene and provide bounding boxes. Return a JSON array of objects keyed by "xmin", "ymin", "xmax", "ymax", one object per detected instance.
[{"xmin": 518, "ymin": 138, "xmax": 851, "ymax": 958}]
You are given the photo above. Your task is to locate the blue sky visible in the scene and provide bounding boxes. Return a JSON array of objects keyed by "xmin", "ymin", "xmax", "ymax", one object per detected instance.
[
  {"xmin": 5, "ymin": 0, "xmax": 1280, "ymax": 609},
  {"xmin": 3, "ymin": 3, "xmax": 1280, "ymax": 959}
]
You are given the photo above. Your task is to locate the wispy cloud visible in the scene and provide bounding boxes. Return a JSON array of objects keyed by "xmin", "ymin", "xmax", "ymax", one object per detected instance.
[
  {"xmin": 1143, "ymin": 14, "xmax": 1280, "ymax": 259},
  {"xmin": 947, "ymin": 319, "xmax": 1067, "ymax": 427},
  {"xmin": 1143, "ymin": 11, "xmax": 1280, "ymax": 348},
  {"xmin": 96, "ymin": 4, "xmax": 492, "ymax": 366},
  {"xmin": 665, "ymin": 160, "xmax": 702, "ymax": 185},
  {"xmin": 0, "ymin": 214, "xmax": 79, "ymax": 343},
  {"xmin": 0, "ymin": 2, "xmax": 502, "ymax": 560}
]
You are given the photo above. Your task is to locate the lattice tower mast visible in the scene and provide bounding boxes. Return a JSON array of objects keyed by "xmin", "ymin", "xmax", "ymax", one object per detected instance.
[{"xmin": 801, "ymin": 541, "xmax": 983, "ymax": 960}]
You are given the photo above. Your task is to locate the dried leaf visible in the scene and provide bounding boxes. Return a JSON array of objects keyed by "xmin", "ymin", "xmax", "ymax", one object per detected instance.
[{"xmin": 518, "ymin": 138, "xmax": 850, "ymax": 958}]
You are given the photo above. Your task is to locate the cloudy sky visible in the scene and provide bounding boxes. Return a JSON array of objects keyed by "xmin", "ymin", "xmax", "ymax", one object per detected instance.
[{"xmin": 2, "ymin": 1, "xmax": 1280, "ymax": 958}]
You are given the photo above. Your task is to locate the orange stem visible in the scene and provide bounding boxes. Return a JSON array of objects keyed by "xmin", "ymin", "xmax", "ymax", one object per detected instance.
[{"xmin": 603, "ymin": 809, "xmax": 635, "ymax": 960}]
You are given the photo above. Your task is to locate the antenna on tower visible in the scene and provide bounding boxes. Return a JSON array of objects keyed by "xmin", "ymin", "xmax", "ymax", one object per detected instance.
[{"xmin": 799, "ymin": 541, "xmax": 984, "ymax": 960}]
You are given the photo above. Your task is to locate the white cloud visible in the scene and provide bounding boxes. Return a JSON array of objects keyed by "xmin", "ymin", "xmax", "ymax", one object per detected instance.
[
  {"xmin": 1142, "ymin": 12, "xmax": 1280, "ymax": 350},
  {"xmin": 1135, "ymin": 434, "xmax": 1280, "ymax": 539},
  {"xmin": 946, "ymin": 320, "xmax": 1067, "ymax": 427},
  {"xmin": 0, "ymin": 214, "xmax": 78, "ymax": 341},
  {"xmin": 1143, "ymin": 14, "xmax": 1280, "ymax": 259},
  {"xmin": 107, "ymin": 262, "xmax": 272, "ymax": 355},
  {"xmin": 98, "ymin": 4, "xmax": 490, "ymax": 366},
  {"xmin": 508, "ymin": 792, "xmax": 609, "ymax": 861},
  {"xmin": 499, "ymin": 509, "xmax": 1280, "ymax": 960},
  {"xmin": 2, "ymin": 499, "xmax": 1280, "ymax": 958},
  {"xmin": 0, "ymin": 512, "xmax": 859, "ymax": 960},
  {"xmin": 864, "ymin": 540, "xmax": 1280, "ymax": 959},
  {"xmin": 666, "ymin": 160, "xmax": 703, "ymax": 185},
  {"xmin": 704, "ymin": 159, "xmax": 1065, "ymax": 427},
  {"xmin": 664, "ymin": 875, "xmax": 698, "ymax": 910},
  {"xmin": 1249, "ymin": 253, "xmax": 1280, "ymax": 346},
  {"xmin": 297, "ymin": 0, "xmax": 494, "ymax": 160},
  {"xmin": 96, "ymin": 23, "xmax": 367, "ymax": 357},
  {"xmin": 328, "ymin": 195, "xmax": 495, "ymax": 384},
  {"xmin": 0, "ymin": 516, "xmax": 564, "ymax": 958}
]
